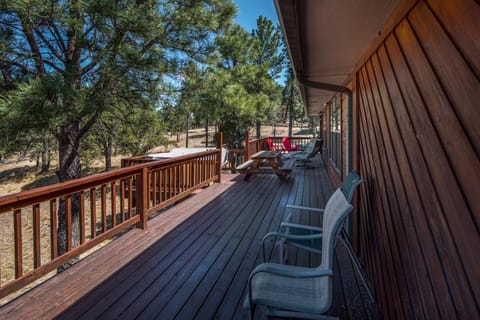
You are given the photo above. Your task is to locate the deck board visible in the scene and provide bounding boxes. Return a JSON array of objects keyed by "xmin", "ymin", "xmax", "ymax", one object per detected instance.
[{"xmin": 0, "ymin": 156, "xmax": 378, "ymax": 320}]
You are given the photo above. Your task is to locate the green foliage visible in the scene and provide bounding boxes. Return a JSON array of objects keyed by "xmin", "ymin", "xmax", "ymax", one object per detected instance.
[
  {"xmin": 281, "ymin": 67, "xmax": 305, "ymax": 123},
  {"xmin": 250, "ymin": 16, "xmax": 285, "ymax": 80},
  {"xmin": 83, "ymin": 104, "xmax": 167, "ymax": 171},
  {"xmin": 115, "ymin": 107, "xmax": 167, "ymax": 156},
  {"xmin": 158, "ymin": 103, "xmax": 188, "ymax": 138},
  {"xmin": 176, "ymin": 17, "xmax": 286, "ymax": 148},
  {"xmin": 0, "ymin": 0, "xmax": 236, "ymax": 179},
  {"xmin": 0, "ymin": 79, "xmax": 56, "ymax": 169}
]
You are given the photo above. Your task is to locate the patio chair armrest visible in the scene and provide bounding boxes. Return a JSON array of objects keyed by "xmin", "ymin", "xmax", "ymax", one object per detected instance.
[
  {"xmin": 284, "ymin": 205, "xmax": 324, "ymax": 223},
  {"xmin": 286, "ymin": 204, "xmax": 325, "ymax": 213},
  {"xmin": 263, "ymin": 230, "xmax": 323, "ymax": 243},
  {"xmin": 262, "ymin": 230, "xmax": 323, "ymax": 262},
  {"xmin": 280, "ymin": 222, "xmax": 323, "ymax": 232},
  {"xmin": 250, "ymin": 263, "xmax": 333, "ymax": 279},
  {"xmin": 279, "ymin": 232, "xmax": 323, "ymax": 240}
]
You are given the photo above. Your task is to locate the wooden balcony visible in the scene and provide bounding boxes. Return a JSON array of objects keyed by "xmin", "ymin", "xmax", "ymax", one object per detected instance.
[{"xmin": 0, "ymin": 156, "xmax": 377, "ymax": 319}]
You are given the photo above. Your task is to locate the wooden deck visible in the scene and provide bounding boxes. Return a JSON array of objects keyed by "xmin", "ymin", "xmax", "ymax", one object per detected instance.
[{"xmin": 0, "ymin": 156, "xmax": 378, "ymax": 320}]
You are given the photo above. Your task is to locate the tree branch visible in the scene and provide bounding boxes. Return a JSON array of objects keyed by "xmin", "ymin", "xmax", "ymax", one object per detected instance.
[
  {"xmin": 0, "ymin": 57, "xmax": 37, "ymax": 75},
  {"xmin": 18, "ymin": 14, "xmax": 46, "ymax": 75},
  {"xmin": 34, "ymin": 29, "xmax": 65, "ymax": 62},
  {"xmin": 50, "ymin": 23, "xmax": 67, "ymax": 53}
]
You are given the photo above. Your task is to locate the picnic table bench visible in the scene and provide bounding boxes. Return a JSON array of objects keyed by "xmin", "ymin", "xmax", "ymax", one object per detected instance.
[{"xmin": 236, "ymin": 151, "xmax": 295, "ymax": 181}]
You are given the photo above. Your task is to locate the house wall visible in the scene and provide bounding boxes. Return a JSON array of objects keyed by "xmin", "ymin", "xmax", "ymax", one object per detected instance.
[{"xmin": 353, "ymin": 0, "xmax": 480, "ymax": 318}]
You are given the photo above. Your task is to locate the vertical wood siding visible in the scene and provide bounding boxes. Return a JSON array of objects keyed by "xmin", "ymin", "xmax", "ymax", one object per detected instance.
[{"xmin": 355, "ymin": 0, "xmax": 480, "ymax": 318}]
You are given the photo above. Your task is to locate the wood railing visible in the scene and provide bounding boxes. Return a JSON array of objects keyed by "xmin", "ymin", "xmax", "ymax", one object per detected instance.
[
  {"xmin": 0, "ymin": 149, "xmax": 222, "ymax": 299},
  {"xmin": 227, "ymin": 135, "xmax": 314, "ymax": 170},
  {"xmin": 269, "ymin": 136, "xmax": 314, "ymax": 151}
]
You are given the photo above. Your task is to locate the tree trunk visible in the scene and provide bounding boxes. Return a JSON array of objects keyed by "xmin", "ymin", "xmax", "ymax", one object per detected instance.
[
  {"xmin": 56, "ymin": 125, "xmax": 82, "ymax": 265},
  {"xmin": 185, "ymin": 117, "xmax": 189, "ymax": 148},
  {"xmin": 40, "ymin": 135, "xmax": 50, "ymax": 173},
  {"xmin": 256, "ymin": 121, "xmax": 261, "ymax": 139},
  {"xmin": 35, "ymin": 154, "xmax": 40, "ymax": 170},
  {"xmin": 41, "ymin": 151, "xmax": 49, "ymax": 173},
  {"xmin": 104, "ymin": 137, "xmax": 112, "ymax": 172},
  {"xmin": 205, "ymin": 119, "xmax": 209, "ymax": 148}
]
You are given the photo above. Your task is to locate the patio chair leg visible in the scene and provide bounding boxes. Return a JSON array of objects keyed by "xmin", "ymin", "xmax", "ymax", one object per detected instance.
[
  {"xmin": 278, "ymin": 241, "xmax": 288, "ymax": 264},
  {"xmin": 249, "ymin": 303, "xmax": 256, "ymax": 320}
]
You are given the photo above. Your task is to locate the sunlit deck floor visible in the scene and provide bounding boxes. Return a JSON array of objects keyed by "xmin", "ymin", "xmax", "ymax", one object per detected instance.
[{"xmin": 0, "ymin": 156, "xmax": 378, "ymax": 320}]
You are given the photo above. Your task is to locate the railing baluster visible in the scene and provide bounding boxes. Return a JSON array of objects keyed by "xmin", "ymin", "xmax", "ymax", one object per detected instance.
[
  {"xmin": 208, "ymin": 154, "xmax": 211, "ymax": 180},
  {"xmin": 168, "ymin": 168, "xmax": 172, "ymax": 197},
  {"xmin": 205, "ymin": 155, "xmax": 208, "ymax": 181},
  {"xmin": 192, "ymin": 160, "xmax": 196, "ymax": 185},
  {"xmin": 171, "ymin": 167, "xmax": 175, "ymax": 197},
  {"xmin": 190, "ymin": 161, "xmax": 194, "ymax": 187},
  {"xmin": 33, "ymin": 204, "xmax": 41, "ymax": 268},
  {"xmin": 120, "ymin": 180, "xmax": 125, "ymax": 223},
  {"xmin": 111, "ymin": 181, "xmax": 117, "ymax": 227},
  {"xmin": 159, "ymin": 170, "xmax": 163, "ymax": 202},
  {"xmin": 157, "ymin": 171, "xmax": 161, "ymax": 203},
  {"xmin": 50, "ymin": 199, "xmax": 57, "ymax": 259},
  {"xmin": 14, "ymin": 209, "xmax": 22, "ymax": 278},
  {"xmin": 174, "ymin": 166, "xmax": 178, "ymax": 196},
  {"xmin": 152, "ymin": 171, "xmax": 157, "ymax": 206},
  {"xmin": 161, "ymin": 170, "xmax": 164, "ymax": 201},
  {"xmin": 190, "ymin": 161, "xmax": 193, "ymax": 187},
  {"xmin": 66, "ymin": 195, "xmax": 72, "ymax": 251},
  {"xmin": 79, "ymin": 191, "xmax": 85, "ymax": 245},
  {"xmin": 101, "ymin": 184, "xmax": 107, "ymax": 232},
  {"xmin": 181, "ymin": 164, "xmax": 185, "ymax": 190},
  {"xmin": 195, "ymin": 159, "xmax": 199, "ymax": 185},
  {"xmin": 90, "ymin": 187, "xmax": 96, "ymax": 239},
  {"xmin": 165, "ymin": 168, "xmax": 170, "ymax": 200},
  {"xmin": 128, "ymin": 177, "xmax": 133, "ymax": 218}
]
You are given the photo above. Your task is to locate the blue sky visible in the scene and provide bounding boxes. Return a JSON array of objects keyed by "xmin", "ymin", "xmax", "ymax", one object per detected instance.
[{"xmin": 233, "ymin": 0, "xmax": 279, "ymax": 32}]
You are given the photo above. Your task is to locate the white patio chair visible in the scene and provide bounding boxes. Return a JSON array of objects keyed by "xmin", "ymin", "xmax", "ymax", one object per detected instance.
[
  {"xmin": 262, "ymin": 171, "xmax": 362, "ymax": 263},
  {"xmin": 245, "ymin": 189, "xmax": 353, "ymax": 319}
]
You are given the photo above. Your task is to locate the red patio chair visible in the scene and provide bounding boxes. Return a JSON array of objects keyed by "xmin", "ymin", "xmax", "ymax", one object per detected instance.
[
  {"xmin": 265, "ymin": 137, "xmax": 285, "ymax": 152},
  {"xmin": 265, "ymin": 137, "xmax": 275, "ymax": 151},
  {"xmin": 281, "ymin": 137, "xmax": 298, "ymax": 152}
]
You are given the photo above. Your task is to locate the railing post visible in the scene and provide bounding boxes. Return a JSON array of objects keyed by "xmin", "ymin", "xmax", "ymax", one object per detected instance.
[
  {"xmin": 135, "ymin": 167, "xmax": 148, "ymax": 229},
  {"xmin": 245, "ymin": 130, "xmax": 250, "ymax": 159},
  {"xmin": 216, "ymin": 132, "xmax": 223, "ymax": 183}
]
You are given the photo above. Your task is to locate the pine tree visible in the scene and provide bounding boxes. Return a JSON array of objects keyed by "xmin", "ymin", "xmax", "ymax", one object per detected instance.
[{"xmin": 249, "ymin": 16, "xmax": 285, "ymax": 138}]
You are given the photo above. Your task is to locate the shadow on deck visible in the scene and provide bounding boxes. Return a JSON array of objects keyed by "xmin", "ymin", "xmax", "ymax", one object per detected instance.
[{"xmin": 0, "ymin": 156, "xmax": 378, "ymax": 320}]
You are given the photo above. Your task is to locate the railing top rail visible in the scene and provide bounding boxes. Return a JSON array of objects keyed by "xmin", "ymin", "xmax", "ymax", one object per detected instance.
[{"xmin": 143, "ymin": 149, "xmax": 219, "ymax": 169}]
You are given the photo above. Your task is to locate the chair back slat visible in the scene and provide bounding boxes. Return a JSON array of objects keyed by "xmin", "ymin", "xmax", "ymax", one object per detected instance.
[{"xmin": 320, "ymin": 189, "xmax": 353, "ymax": 269}]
